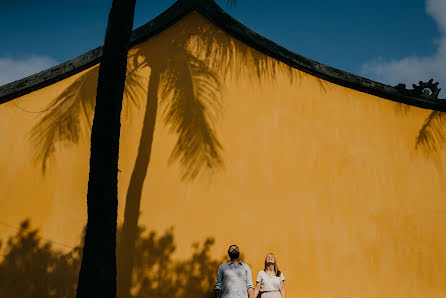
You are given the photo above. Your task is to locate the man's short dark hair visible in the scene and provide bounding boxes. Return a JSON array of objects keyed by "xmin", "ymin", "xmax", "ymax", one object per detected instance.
[{"xmin": 228, "ymin": 244, "xmax": 239, "ymax": 254}]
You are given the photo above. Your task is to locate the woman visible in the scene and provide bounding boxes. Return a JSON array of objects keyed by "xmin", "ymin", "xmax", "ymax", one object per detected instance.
[{"xmin": 254, "ymin": 253, "xmax": 285, "ymax": 298}]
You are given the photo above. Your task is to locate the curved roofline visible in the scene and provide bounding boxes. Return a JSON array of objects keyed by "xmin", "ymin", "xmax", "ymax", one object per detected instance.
[{"xmin": 1, "ymin": 0, "xmax": 445, "ymax": 111}]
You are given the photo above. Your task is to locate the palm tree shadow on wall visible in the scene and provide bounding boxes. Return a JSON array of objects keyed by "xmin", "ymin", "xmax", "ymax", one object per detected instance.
[
  {"xmin": 0, "ymin": 219, "xmax": 224, "ymax": 298},
  {"xmin": 390, "ymin": 101, "xmax": 446, "ymax": 160},
  {"xmin": 29, "ymin": 14, "xmax": 296, "ymax": 298},
  {"xmin": 415, "ymin": 110, "xmax": 446, "ymax": 159}
]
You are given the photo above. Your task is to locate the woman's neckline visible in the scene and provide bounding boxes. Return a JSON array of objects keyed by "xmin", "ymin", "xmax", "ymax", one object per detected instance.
[{"xmin": 263, "ymin": 270, "xmax": 277, "ymax": 278}]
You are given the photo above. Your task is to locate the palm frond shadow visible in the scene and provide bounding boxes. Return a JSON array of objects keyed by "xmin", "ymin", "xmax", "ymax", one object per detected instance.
[
  {"xmin": 30, "ymin": 15, "xmax": 297, "ymax": 179},
  {"xmin": 393, "ymin": 102, "xmax": 411, "ymax": 116},
  {"xmin": 29, "ymin": 15, "xmax": 298, "ymax": 298},
  {"xmin": 30, "ymin": 65, "xmax": 147, "ymax": 173},
  {"xmin": 315, "ymin": 77, "xmax": 329, "ymax": 94},
  {"xmin": 392, "ymin": 101, "xmax": 446, "ymax": 158},
  {"xmin": 390, "ymin": 99, "xmax": 446, "ymax": 159},
  {"xmin": 415, "ymin": 111, "xmax": 446, "ymax": 157},
  {"xmin": 159, "ymin": 44, "xmax": 223, "ymax": 179},
  {"xmin": 120, "ymin": 18, "xmax": 298, "ymax": 297},
  {"xmin": 30, "ymin": 68, "xmax": 98, "ymax": 172}
]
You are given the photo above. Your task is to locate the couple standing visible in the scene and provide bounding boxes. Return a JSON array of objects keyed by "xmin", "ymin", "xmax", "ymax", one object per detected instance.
[{"xmin": 214, "ymin": 245, "xmax": 286, "ymax": 298}]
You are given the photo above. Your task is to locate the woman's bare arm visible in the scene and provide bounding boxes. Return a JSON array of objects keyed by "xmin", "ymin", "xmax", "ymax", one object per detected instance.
[
  {"xmin": 254, "ymin": 282, "xmax": 261, "ymax": 297},
  {"xmin": 280, "ymin": 281, "xmax": 286, "ymax": 298}
]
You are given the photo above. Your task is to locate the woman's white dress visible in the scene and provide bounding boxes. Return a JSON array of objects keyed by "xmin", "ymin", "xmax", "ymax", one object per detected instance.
[{"xmin": 256, "ymin": 270, "xmax": 285, "ymax": 297}]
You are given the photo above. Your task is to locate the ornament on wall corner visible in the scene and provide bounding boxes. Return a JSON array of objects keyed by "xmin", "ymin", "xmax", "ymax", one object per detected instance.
[{"xmin": 395, "ymin": 79, "xmax": 441, "ymax": 100}]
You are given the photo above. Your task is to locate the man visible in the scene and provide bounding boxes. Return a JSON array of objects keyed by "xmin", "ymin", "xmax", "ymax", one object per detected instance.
[{"xmin": 215, "ymin": 244, "xmax": 254, "ymax": 298}]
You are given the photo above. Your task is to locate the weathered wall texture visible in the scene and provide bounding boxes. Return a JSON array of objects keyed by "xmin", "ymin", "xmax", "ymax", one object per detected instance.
[{"xmin": 1, "ymin": 12, "xmax": 445, "ymax": 298}]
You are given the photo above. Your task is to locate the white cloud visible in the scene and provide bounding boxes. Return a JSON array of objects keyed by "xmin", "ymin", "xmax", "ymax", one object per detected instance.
[
  {"xmin": 0, "ymin": 55, "xmax": 58, "ymax": 86},
  {"xmin": 361, "ymin": 0, "xmax": 446, "ymax": 96}
]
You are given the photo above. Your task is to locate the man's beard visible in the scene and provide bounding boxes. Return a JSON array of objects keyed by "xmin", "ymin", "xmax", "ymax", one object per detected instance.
[{"xmin": 229, "ymin": 251, "xmax": 240, "ymax": 260}]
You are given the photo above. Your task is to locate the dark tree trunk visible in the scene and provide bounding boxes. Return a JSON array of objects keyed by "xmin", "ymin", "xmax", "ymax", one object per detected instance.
[
  {"xmin": 76, "ymin": 0, "xmax": 136, "ymax": 297},
  {"xmin": 117, "ymin": 67, "xmax": 161, "ymax": 298}
]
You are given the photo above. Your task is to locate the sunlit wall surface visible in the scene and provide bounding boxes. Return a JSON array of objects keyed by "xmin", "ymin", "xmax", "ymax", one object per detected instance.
[{"xmin": 1, "ymin": 12, "xmax": 445, "ymax": 298}]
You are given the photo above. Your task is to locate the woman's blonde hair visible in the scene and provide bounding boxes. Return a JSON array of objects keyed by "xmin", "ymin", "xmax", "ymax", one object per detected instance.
[{"xmin": 264, "ymin": 253, "xmax": 281, "ymax": 277}]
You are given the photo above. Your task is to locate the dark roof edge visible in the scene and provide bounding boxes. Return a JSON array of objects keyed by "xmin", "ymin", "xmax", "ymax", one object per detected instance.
[
  {"xmin": 197, "ymin": 1, "xmax": 446, "ymax": 111},
  {"xmin": 0, "ymin": 0, "xmax": 192, "ymax": 104},
  {"xmin": 1, "ymin": 0, "xmax": 445, "ymax": 111}
]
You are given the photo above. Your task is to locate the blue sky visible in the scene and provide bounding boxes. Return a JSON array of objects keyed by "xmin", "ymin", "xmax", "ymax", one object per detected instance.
[{"xmin": 0, "ymin": 0, "xmax": 444, "ymax": 93}]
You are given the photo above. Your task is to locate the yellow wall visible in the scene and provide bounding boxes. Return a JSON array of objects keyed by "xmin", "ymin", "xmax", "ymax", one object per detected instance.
[{"xmin": 1, "ymin": 12, "xmax": 446, "ymax": 297}]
